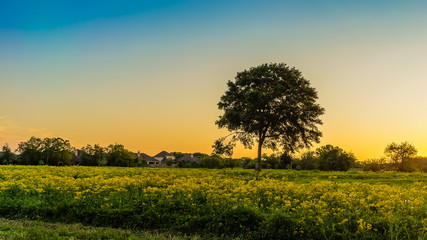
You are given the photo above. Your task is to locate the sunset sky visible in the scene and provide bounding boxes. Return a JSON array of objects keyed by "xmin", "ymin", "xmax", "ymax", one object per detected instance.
[{"xmin": 1, "ymin": 1, "xmax": 427, "ymax": 160}]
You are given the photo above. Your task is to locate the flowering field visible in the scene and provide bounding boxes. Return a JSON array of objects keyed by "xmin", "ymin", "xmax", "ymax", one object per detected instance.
[{"xmin": 0, "ymin": 166, "xmax": 425, "ymax": 239}]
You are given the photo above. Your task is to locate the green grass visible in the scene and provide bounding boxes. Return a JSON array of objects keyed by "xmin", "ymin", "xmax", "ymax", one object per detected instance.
[
  {"xmin": 234, "ymin": 169, "xmax": 427, "ymax": 186},
  {"xmin": 0, "ymin": 218, "xmax": 206, "ymax": 240}
]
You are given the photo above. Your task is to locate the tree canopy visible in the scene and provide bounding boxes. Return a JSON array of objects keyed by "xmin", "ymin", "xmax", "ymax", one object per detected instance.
[
  {"xmin": 17, "ymin": 136, "xmax": 73, "ymax": 165},
  {"xmin": 384, "ymin": 141, "xmax": 417, "ymax": 171},
  {"xmin": 316, "ymin": 145, "xmax": 356, "ymax": 171},
  {"xmin": 215, "ymin": 63, "xmax": 324, "ymax": 171}
]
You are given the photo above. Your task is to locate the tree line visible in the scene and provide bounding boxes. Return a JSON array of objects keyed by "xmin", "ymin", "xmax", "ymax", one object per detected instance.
[
  {"xmin": 0, "ymin": 137, "xmax": 143, "ymax": 167},
  {"xmin": 0, "ymin": 137, "xmax": 425, "ymax": 172}
]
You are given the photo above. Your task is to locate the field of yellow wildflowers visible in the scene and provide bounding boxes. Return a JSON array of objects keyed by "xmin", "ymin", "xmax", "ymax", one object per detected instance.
[{"xmin": 0, "ymin": 166, "xmax": 425, "ymax": 239}]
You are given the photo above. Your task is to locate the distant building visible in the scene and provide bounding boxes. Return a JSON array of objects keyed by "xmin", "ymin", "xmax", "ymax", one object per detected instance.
[
  {"xmin": 153, "ymin": 151, "xmax": 175, "ymax": 165},
  {"xmin": 138, "ymin": 152, "xmax": 160, "ymax": 166}
]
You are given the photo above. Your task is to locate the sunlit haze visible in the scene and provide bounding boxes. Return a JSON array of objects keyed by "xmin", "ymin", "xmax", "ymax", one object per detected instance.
[{"xmin": 1, "ymin": 1, "xmax": 427, "ymax": 160}]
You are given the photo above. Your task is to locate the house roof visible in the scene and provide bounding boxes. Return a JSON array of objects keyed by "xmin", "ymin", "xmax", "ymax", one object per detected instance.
[
  {"xmin": 154, "ymin": 151, "xmax": 173, "ymax": 158},
  {"xmin": 139, "ymin": 153, "xmax": 156, "ymax": 161}
]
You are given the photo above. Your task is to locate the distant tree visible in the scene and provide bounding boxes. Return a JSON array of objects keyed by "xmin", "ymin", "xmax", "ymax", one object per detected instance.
[
  {"xmin": 262, "ymin": 153, "xmax": 278, "ymax": 169},
  {"xmin": 93, "ymin": 144, "xmax": 106, "ymax": 166},
  {"xmin": 106, "ymin": 144, "xmax": 135, "ymax": 167},
  {"xmin": 41, "ymin": 137, "xmax": 73, "ymax": 165},
  {"xmin": 384, "ymin": 141, "xmax": 417, "ymax": 171},
  {"xmin": 0, "ymin": 143, "xmax": 15, "ymax": 164},
  {"xmin": 239, "ymin": 157, "xmax": 256, "ymax": 169},
  {"xmin": 411, "ymin": 157, "xmax": 427, "ymax": 173},
  {"xmin": 17, "ymin": 137, "xmax": 43, "ymax": 165},
  {"xmin": 80, "ymin": 144, "xmax": 106, "ymax": 166},
  {"xmin": 215, "ymin": 63, "xmax": 324, "ymax": 171},
  {"xmin": 361, "ymin": 158, "xmax": 389, "ymax": 172},
  {"xmin": 192, "ymin": 152, "xmax": 209, "ymax": 159},
  {"xmin": 317, "ymin": 145, "xmax": 356, "ymax": 171},
  {"xmin": 17, "ymin": 137, "xmax": 72, "ymax": 165},
  {"xmin": 171, "ymin": 152, "xmax": 186, "ymax": 159},
  {"xmin": 200, "ymin": 154, "xmax": 225, "ymax": 169},
  {"xmin": 299, "ymin": 151, "xmax": 318, "ymax": 170},
  {"xmin": 280, "ymin": 152, "xmax": 294, "ymax": 169}
]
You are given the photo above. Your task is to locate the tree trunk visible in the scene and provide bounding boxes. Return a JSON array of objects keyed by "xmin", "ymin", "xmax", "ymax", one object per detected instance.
[{"xmin": 255, "ymin": 139, "xmax": 263, "ymax": 172}]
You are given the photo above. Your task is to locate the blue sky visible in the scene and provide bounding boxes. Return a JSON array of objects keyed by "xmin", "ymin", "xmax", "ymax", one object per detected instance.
[{"xmin": 1, "ymin": 1, "xmax": 427, "ymax": 159}]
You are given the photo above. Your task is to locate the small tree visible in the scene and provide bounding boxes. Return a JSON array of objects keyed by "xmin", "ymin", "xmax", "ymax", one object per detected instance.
[
  {"xmin": 317, "ymin": 145, "xmax": 356, "ymax": 171},
  {"xmin": 384, "ymin": 141, "xmax": 417, "ymax": 171},
  {"xmin": 215, "ymin": 63, "xmax": 324, "ymax": 171}
]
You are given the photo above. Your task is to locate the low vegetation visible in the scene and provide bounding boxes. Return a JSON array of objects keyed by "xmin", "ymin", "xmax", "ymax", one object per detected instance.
[
  {"xmin": 0, "ymin": 166, "xmax": 424, "ymax": 239},
  {"xmin": 0, "ymin": 217, "xmax": 204, "ymax": 240}
]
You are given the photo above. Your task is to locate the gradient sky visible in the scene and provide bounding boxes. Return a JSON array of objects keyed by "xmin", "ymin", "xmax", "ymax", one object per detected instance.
[{"xmin": 1, "ymin": 0, "xmax": 427, "ymax": 160}]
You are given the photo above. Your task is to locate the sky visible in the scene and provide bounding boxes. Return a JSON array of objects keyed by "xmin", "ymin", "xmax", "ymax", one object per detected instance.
[{"xmin": 1, "ymin": 0, "xmax": 427, "ymax": 160}]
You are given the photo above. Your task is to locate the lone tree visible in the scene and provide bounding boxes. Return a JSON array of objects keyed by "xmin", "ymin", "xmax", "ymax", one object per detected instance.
[
  {"xmin": 384, "ymin": 141, "xmax": 417, "ymax": 171},
  {"xmin": 215, "ymin": 63, "xmax": 324, "ymax": 171}
]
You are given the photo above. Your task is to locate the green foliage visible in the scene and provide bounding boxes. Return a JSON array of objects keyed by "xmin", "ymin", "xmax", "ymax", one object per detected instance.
[
  {"xmin": 384, "ymin": 141, "xmax": 417, "ymax": 171},
  {"xmin": 200, "ymin": 155, "xmax": 224, "ymax": 169},
  {"xmin": 80, "ymin": 144, "xmax": 106, "ymax": 166},
  {"xmin": 259, "ymin": 153, "xmax": 294, "ymax": 169},
  {"xmin": 298, "ymin": 151, "xmax": 318, "ymax": 170},
  {"xmin": 16, "ymin": 137, "xmax": 43, "ymax": 165},
  {"xmin": 192, "ymin": 152, "xmax": 209, "ymax": 159},
  {"xmin": 411, "ymin": 157, "xmax": 427, "ymax": 173},
  {"xmin": 0, "ymin": 143, "xmax": 15, "ymax": 164},
  {"xmin": 215, "ymin": 63, "xmax": 324, "ymax": 170},
  {"xmin": 17, "ymin": 137, "xmax": 72, "ymax": 165},
  {"xmin": 166, "ymin": 159, "xmax": 173, "ymax": 166},
  {"xmin": 212, "ymin": 136, "xmax": 235, "ymax": 158},
  {"xmin": 317, "ymin": 145, "xmax": 356, "ymax": 171},
  {"xmin": 361, "ymin": 158, "xmax": 389, "ymax": 172},
  {"xmin": 106, "ymin": 144, "xmax": 136, "ymax": 167},
  {"xmin": 171, "ymin": 152, "xmax": 186, "ymax": 159}
]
